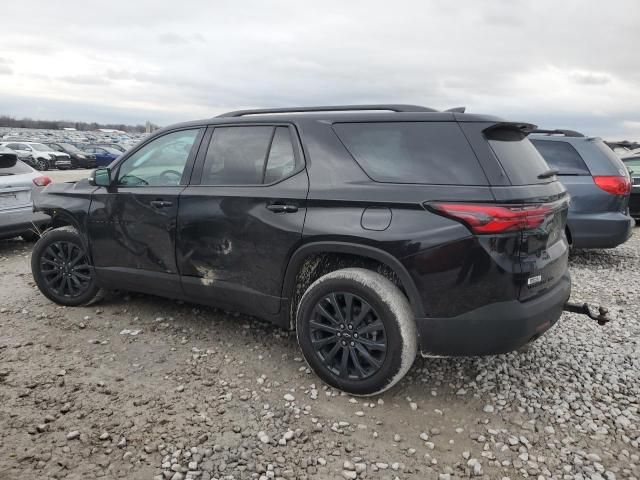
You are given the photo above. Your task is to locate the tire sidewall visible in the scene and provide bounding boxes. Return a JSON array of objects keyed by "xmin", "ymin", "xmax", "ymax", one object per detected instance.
[
  {"xmin": 297, "ymin": 271, "xmax": 413, "ymax": 396},
  {"xmin": 31, "ymin": 229, "xmax": 100, "ymax": 307}
]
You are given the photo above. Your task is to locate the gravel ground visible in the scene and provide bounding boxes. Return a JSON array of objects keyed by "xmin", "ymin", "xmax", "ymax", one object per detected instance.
[{"xmin": 0, "ymin": 228, "xmax": 638, "ymax": 480}]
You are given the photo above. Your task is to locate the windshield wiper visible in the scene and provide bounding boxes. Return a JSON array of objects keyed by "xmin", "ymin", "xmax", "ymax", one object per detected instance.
[{"xmin": 538, "ymin": 168, "xmax": 559, "ymax": 179}]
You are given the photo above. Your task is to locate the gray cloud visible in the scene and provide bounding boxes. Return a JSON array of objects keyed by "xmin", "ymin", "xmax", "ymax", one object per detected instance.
[
  {"xmin": 60, "ymin": 75, "xmax": 111, "ymax": 86},
  {"xmin": 569, "ymin": 71, "xmax": 612, "ymax": 86},
  {"xmin": 0, "ymin": 65, "xmax": 12, "ymax": 75},
  {"xmin": 0, "ymin": 0, "xmax": 638, "ymax": 138}
]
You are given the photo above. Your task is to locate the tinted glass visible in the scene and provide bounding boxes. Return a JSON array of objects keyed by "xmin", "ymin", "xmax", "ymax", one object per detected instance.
[
  {"xmin": 264, "ymin": 127, "xmax": 296, "ymax": 183},
  {"xmin": 117, "ymin": 129, "xmax": 199, "ymax": 186},
  {"xmin": 333, "ymin": 122, "xmax": 487, "ymax": 185},
  {"xmin": 531, "ymin": 140, "xmax": 590, "ymax": 175},
  {"xmin": 487, "ymin": 129, "xmax": 552, "ymax": 185},
  {"xmin": 6, "ymin": 143, "xmax": 21, "ymax": 149},
  {"xmin": 202, "ymin": 126, "xmax": 273, "ymax": 185}
]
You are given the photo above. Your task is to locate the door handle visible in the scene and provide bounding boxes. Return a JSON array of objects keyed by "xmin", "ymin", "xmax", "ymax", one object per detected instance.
[
  {"xmin": 150, "ymin": 200, "xmax": 173, "ymax": 208},
  {"xmin": 266, "ymin": 203, "xmax": 298, "ymax": 213}
]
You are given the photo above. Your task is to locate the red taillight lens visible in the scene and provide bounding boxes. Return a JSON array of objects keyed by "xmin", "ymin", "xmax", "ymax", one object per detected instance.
[
  {"xmin": 428, "ymin": 203, "xmax": 553, "ymax": 234},
  {"xmin": 593, "ymin": 175, "xmax": 631, "ymax": 195},
  {"xmin": 33, "ymin": 176, "xmax": 52, "ymax": 187}
]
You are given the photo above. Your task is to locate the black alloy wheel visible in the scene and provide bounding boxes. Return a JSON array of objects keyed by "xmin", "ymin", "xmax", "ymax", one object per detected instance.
[
  {"xmin": 39, "ymin": 240, "xmax": 92, "ymax": 298},
  {"xmin": 309, "ymin": 292, "xmax": 387, "ymax": 380}
]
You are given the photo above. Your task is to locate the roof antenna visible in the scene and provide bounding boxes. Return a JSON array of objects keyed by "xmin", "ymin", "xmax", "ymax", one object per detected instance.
[{"xmin": 445, "ymin": 107, "xmax": 466, "ymax": 113}]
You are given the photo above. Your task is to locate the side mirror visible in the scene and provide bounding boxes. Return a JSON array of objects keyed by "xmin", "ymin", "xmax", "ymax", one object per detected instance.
[{"xmin": 90, "ymin": 167, "xmax": 112, "ymax": 187}]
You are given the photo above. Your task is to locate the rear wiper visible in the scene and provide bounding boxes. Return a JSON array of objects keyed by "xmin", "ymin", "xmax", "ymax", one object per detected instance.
[{"xmin": 538, "ymin": 168, "xmax": 559, "ymax": 179}]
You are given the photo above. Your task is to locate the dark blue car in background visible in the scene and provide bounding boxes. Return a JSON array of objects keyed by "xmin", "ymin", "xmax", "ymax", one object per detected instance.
[
  {"xmin": 80, "ymin": 145, "xmax": 121, "ymax": 166},
  {"xmin": 531, "ymin": 129, "xmax": 633, "ymax": 249}
]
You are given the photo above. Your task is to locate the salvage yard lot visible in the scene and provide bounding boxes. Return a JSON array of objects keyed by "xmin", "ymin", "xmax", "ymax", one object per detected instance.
[{"xmin": 0, "ymin": 229, "xmax": 638, "ymax": 480}]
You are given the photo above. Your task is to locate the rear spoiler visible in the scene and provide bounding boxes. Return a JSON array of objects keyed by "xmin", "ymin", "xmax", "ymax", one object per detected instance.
[{"xmin": 483, "ymin": 122, "xmax": 538, "ymax": 136}]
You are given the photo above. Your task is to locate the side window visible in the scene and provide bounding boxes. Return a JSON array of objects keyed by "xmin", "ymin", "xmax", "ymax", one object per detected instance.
[
  {"xmin": 117, "ymin": 129, "xmax": 200, "ymax": 186},
  {"xmin": 531, "ymin": 140, "xmax": 590, "ymax": 175},
  {"xmin": 202, "ymin": 126, "xmax": 273, "ymax": 185},
  {"xmin": 264, "ymin": 127, "xmax": 296, "ymax": 184},
  {"xmin": 6, "ymin": 143, "xmax": 20, "ymax": 149},
  {"xmin": 201, "ymin": 125, "xmax": 299, "ymax": 185}
]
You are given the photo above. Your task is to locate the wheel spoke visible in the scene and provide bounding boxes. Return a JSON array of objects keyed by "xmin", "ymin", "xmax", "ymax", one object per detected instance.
[
  {"xmin": 354, "ymin": 343, "xmax": 382, "ymax": 368},
  {"xmin": 357, "ymin": 337, "xmax": 386, "ymax": 351},
  {"xmin": 323, "ymin": 342, "xmax": 341, "ymax": 363},
  {"xmin": 72, "ymin": 271, "xmax": 91, "ymax": 281},
  {"xmin": 328, "ymin": 294, "xmax": 346, "ymax": 323},
  {"xmin": 353, "ymin": 304, "xmax": 372, "ymax": 329},
  {"xmin": 338, "ymin": 346, "xmax": 349, "ymax": 377},
  {"xmin": 317, "ymin": 304, "xmax": 340, "ymax": 325},
  {"xmin": 357, "ymin": 319, "xmax": 384, "ymax": 335},
  {"xmin": 311, "ymin": 335, "xmax": 338, "ymax": 349},
  {"xmin": 343, "ymin": 293, "xmax": 354, "ymax": 323},
  {"xmin": 309, "ymin": 320, "xmax": 339, "ymax": 334},
  {"xmin": 69, "ymin": 250, "xmax": 85, "ymax": 267},
  {"xmin": 349, "ymin": 346, "xmax": 367, "ymax": 377},
  {"xmin": 41, "ymin": 258, "xmax": 60, "ymax": 267}
]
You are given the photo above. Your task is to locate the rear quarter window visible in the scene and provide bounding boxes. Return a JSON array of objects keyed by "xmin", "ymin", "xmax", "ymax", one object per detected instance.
[
  {"xmin": 531, "ymin": 139, "xmax": 591, "ymax": 175},
  {"xmin": 486, "ymin": 128, "xmax": 552, "ymax": 185},
  {"xmin": 333, "ymin": 122, "xmax": 488, "ymax": 185}
]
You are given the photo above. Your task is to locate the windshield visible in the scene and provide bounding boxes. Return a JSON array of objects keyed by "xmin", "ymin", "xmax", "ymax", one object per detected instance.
[
  {"xmin": 623, "ymin": 157, "xmax": 640, "ymax": 174},
  {"xmin": 59, "ymin": 143, "xmax": 83, "ymax": 154},
  {"xmin": 30, "ymin": 143, "xmax": 52, "ymax": 152}
]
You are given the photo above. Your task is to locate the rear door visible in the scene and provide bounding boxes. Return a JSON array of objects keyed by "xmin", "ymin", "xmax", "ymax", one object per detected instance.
[
  {"xmin": 177, "ymin": 124, "xmax": 308, "ymax": 316},
  {"xmin": 483, "ymin": 126, "xmax": 570, "ymax": 300}
]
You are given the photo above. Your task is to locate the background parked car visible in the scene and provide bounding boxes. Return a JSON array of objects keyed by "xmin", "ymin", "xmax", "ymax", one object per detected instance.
[
  {"xmin": 0, "ymin": 147, "xmax": 51, "ymax": 240},
  {"xmin": 80, "ymin": 145, "xmax": 121, "ymax": 166},
  {"xmin": 92, "ymin": 143, "xmax": 127, "ymax": 153},
  {"xmin": 44, "ymin": 142, "xmax": 97, "ymax": 169},
  {"xmin": 622, "ymin": 154, "xmax": 640, "ymax": 220},
  {"xmin": 0, "ymin": 141, "xmax": 71, "ymax": 170},
  {"xmin": 530, "ymin": 129, "xmax": 633, "ymax": 248}
]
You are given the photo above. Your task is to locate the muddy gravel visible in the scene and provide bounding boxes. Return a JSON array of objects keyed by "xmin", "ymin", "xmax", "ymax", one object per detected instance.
[{"xmin": 0, "ymin": 228, "xmax": 638, "ymax": 480}]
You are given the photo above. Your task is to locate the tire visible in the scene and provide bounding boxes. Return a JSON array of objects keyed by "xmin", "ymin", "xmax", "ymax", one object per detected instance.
[
  {"xmin": 31, "ymin": 227, "xmax": 104, "ymax": 307},
  {"xmin": 36, "ymin": 158, "xmax": 48, "ymax": 171},
  {"xmin": 296, "ymin": 268, "xmax": 417, "ymax": 396}
]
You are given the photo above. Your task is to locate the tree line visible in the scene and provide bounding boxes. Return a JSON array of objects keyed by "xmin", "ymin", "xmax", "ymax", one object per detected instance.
[{"xmin": 0, "ymin": 115, "xmax": 159, "ymax": 133}]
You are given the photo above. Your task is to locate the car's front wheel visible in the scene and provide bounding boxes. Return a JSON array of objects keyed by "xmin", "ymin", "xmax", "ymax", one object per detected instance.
[
  {"xmin": 31, "ymin": 228, "xmax": 103, "ymax": 306},
  {"xmin": 35, "ymin": 158, "xmax": 48, "ymax": 171},
  {"xmin": 296, "ymin": 268, "xmax": 417, "ymax": 396}
]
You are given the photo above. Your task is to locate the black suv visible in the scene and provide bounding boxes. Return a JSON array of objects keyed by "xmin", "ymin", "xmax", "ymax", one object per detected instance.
[{"xmin": 31, "ymin": 105, "xmax": 570, "ymax": 395}]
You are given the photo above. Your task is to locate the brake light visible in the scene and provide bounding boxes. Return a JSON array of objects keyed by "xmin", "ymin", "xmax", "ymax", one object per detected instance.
[
  {"xmin": 33, "ymin": 176, "xmax": 52, "ymax": 187},
  {"xmin": 593, "ymin": 176, "xmax": 631, "ymax": 195},
  {"xmin": 427, "ymin": 203, "xmax": 553, "ymax": 234}
]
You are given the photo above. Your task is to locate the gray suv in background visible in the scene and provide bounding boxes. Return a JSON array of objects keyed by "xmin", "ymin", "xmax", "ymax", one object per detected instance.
[{"xmin": 531, "ymin": 130, "xmax": 633, "ymax": 249}]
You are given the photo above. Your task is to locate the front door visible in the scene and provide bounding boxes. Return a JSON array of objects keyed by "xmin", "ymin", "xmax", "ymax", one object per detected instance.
[
  {"xmin": 87, "ymin": 127, "xmax": 203, "ymax": 297},
  {"xmin": 177, "ymin": 124, "xmax": 308, "ymax": 316}
]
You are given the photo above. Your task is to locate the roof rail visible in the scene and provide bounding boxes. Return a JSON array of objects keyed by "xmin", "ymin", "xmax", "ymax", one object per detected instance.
[
  {"xmin": 531, "ymin": 128, "xmax": 585, "ymax": 138},
  {"xmin": 216, "ymin": 104, "xmax": 438, "ymax": 118}
]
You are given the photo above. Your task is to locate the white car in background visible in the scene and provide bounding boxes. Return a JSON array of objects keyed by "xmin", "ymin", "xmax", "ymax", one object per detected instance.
[
  {"xmin": 0, "ymin": 147, "xmax": 51, "ymax": 240},
  {"xmin": 0, "ymin": 141, "xmax": 72, "ymax": 170}
]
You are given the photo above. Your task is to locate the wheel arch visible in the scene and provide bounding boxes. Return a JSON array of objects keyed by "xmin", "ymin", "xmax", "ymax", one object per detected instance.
[{"xmin": 282, "ymin": 242, "xmax": 424, "ymax": 329}]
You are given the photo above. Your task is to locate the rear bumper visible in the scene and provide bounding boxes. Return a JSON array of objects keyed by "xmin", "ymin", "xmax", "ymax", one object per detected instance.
[
  {"xmin": 416, "ymin": 273, "xmax": 570, "ymax": 356},
  {"xmin": 568, "ymin": 211, "xmax": 633, "ymax": 249},
  {"xmin": 0, "ymin": 208, "xmax": 50, "ymax": 239}
]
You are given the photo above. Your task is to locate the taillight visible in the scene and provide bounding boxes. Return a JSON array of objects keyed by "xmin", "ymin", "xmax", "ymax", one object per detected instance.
[
  {"xmin": 33, "ymin": 176, "xmax": 52, "ymax": 187},
  {"xmin": 593, "ymin": 176, "xmax": 631, "ymax": 195},
  {"xmin": 427, "ymin": 202, "xmax": 553, "ymax": 234}
]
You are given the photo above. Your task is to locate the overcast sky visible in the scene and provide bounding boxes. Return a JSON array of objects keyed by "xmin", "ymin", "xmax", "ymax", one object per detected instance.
[{"xmin": 0, "ymin": 0, "xmax": 639, "ymax": 138}]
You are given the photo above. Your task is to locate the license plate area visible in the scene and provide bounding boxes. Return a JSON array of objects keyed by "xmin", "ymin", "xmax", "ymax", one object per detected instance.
[{"xmin": 0, "ymin": 190, "xmax": 30, "ymax": 208}]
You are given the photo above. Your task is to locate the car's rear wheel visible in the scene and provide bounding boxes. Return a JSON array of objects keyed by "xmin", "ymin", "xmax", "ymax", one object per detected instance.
[
  {"xmin": 31, "ymin": 228, "xmax": 103, "ymax": 306},
  {"xmin": 296, "ymin": 268, "xmax": 417, "ymax": 396}
]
